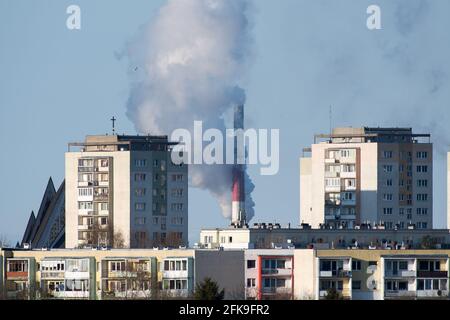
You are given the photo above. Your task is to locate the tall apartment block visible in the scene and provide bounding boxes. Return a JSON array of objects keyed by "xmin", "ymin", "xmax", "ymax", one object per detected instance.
[
  {"xmin": 300, "ymin": 127, "xmax": 432, "ymax": 229},
  {"xmin": 65, "ymin": 134, "xmax": 188, "ymax": 249}
]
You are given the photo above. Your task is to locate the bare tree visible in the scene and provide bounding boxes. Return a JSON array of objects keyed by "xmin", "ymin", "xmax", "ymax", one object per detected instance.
[{"xmin": 0, "ymin": 234, "xmax": 11, "ymax": 248}]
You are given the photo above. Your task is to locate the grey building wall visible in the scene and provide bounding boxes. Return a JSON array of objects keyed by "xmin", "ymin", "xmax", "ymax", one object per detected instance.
[{"xmin": 194, "ymin": 250, "xmax": 245, "ymax": 299}]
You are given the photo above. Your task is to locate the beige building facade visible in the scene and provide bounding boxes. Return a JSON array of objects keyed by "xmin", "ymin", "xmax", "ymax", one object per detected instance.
[
  {"xmin": 300, "ymin": 127, "xmax": 433, "ymax": 230},
  {"xmin": 65, "ymin": 135, "xmax": 188, "ymax": 249}
]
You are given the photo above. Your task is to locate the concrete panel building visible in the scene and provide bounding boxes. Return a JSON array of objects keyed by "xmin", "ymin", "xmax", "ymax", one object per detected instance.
[
  {"xmin": 65, "ymin": 134, "xmax": 188, "ymax": 249},
  {"xmin": 300, "ymin": 127, "xmax": 433, "ymax": 230},
  {"xmin": 199, "ymin": 226, "xmax": 450, "ymax": 250}
]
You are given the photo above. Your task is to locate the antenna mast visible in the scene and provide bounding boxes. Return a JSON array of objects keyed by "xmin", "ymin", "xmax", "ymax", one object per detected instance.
[{"xmin": 111, "ymin": 116, "xmax": 116, "ymax": 135}]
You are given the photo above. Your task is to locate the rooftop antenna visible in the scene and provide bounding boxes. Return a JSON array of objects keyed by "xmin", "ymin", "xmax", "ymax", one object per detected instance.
[
  {"xmin": 111, "ymin": 116, "xmax": 116, "ymax": 135},
  {"xmin": 329, "ymin": 105, "xmax": 333, "ymax": 141}
]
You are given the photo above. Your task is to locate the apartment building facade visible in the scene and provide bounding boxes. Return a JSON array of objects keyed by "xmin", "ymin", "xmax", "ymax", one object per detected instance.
[
  {"xmin": 65, "ymin": 134, "xmax": 188, "ymax": 249},
  {"xmin": 0, "ymin": 248, "xmax": 244, "ymax": 300},
  {"xmin": 300, "ymin": 127, "xmax": 433, "ymax": 229},
  {"xmin": 244, "ymin": 250, "xmax": 294, "ymax": 300}
]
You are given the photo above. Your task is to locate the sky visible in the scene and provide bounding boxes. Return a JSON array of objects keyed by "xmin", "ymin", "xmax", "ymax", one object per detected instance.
[{"xmin": 1, "ymin": 0, "xmax": 450, "ymax": 246}]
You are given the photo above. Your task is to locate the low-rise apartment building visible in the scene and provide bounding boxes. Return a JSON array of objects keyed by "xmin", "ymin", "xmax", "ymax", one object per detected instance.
[
  {"xmin": 2, "ymin": 247, "xmax": 450, "ymax": 300},
  {"xmin": 0, "ymin": 248, "xmax": 243, "ymax": 300}
]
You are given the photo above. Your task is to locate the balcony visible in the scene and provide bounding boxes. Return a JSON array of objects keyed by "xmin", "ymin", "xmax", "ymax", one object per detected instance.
[
  {"xmin": 6, "ymin": 272, "xmax": 28, "ymax": 280},
  {"xmin": 162, "ymin": 270, "xmax": 189, "ymax": 279},
  {"xmin": 325, "ymin": 172, "xmax": 338, "ymax": 178},
  {"xmin": 94, "ymin": 194, "xmax": 109, "ymax": 201},
  {"xmin": 78, "ymin": 167, "xmax": 94, "ymax": 173},
  {"xmin": 340, "ymin": 171, "xmax": 356, "ymax": 179},
  {"xmin": 262, "ymin": 287, "xmax": 292, "ymax": 296},
  {"xmin": 417, "ymin": 290, "xmax": 449, "ymax": 298},
  {"xmin": 261, "ymin": 269, "xmax": 292, "ymax": 277},
  {"xmin": 319, "ymin": 289, "xmax": 351, "ymax": 298},
  {"xmin": 319, "ymin": 270, "xmax": 352, "ymax": 278},
  {"xmin": 385, "ymin": 270, "xmax": 416, "ymax": 278},
  {"xmin": 65, "ymin": 271, "xmax": 90, "ymax": 279},
  {"xmin": 341, "ymin": 199, "xmax": 356, "ymax": 206},
  {"xmin": 53, "ymin": 291, "xmax": 90, "ymax": 299},
  {"xmin": 417, "ymin": 271, "xmax": 448, "ymax": 278},
  {"xmin": 41, "ymin": 271, "xmax": 65, "ymax": 279},
  {"xmin": 325, "ymin": 185, "xmax": 341, "ymax": 193},
  {"xmin": 385, "ymin": 290, "xmax": 416, "ymax": 298}
]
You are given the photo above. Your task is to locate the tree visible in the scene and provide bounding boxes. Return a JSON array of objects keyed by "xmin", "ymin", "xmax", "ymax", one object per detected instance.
[
  {"xmin": 0, "ymin": 234, "xmax": 11, "ymax": 248},
  {"xmin": 323, "ymin": 288, "xmax": 344, "ymax": 300},
  {"xmin": 420, "ymin": 235, "xmax": 437, "ymax": 249},
  {"xmin": 194, "ymin": 278, "xmax": 224, "ymax": 300}
]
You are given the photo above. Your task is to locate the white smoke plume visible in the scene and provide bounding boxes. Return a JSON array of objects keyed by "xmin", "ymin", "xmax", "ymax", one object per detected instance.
[{"xmin": 122, "ymin": 0, "xmax": 255, "ymax": 221}]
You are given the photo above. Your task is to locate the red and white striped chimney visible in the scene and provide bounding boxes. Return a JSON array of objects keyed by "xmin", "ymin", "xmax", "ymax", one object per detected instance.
[{"xmin": 231, "ymin": 104, "xmax": 246, "ymax": 227}]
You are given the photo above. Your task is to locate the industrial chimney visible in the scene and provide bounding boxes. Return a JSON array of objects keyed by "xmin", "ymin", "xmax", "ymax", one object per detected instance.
[{"xmin": 231, "ymin": 104, "xmax": 246, "ymax": 228}]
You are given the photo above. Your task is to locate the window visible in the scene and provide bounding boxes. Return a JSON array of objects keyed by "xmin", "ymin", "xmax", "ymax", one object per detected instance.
[
  {"xmin": 171, "ymin": 188, "xmax": 184, "ymax": 197},
  {"xmin": 352, "ymin": 260, "xmax": 362, "ymax": 271},
  {"xmin": 417, "ymin": 194, "xmax": 428, "ymax": 202},
  {"xmin": 98, "ymin": 173, "xmax": 108, "ymax": 182},
  {"xmin": 416, "ymin": 165, "xmax": 428, "ymax": 173},
  {"xmin": 135, "ymin": 202, "xmax": 146, "ymax": 211},
  {"xmin": 135, "ymin": 159, "xmax": 147, "ymax": 167},
  {"xmin": 417, "ymin": 180, "xmax": 428, "ymax": 187},
  {"xmin": 386, "ymin": 179, "xmax": 393, "ymax": 186},
  {"xmin": 416, "ymin": 151, "xmax": 428, "ymax": 159},
  {"xmin": 110, "ymin": 261, "xmax": 125, "ymax": 272},
  {"xmin": 171, "ymin": 203, "xmax": 184, "ymax": 211},
  {"xmin": 100, "ymin": 217, "xmax": 108, "ymax": 225},
  {"xmin": 383, "ymin": 151, "xmax": 393, "ymax": 159},
  {"xmin": 153, "ymin": 160, "xmax": 159, "ymax": 167},
  {"xmin": 135, "ymin": 217, "xmax": 146, "ymax": 225},
  {"xmin": 7, "ymin": 260, "xmax": 28, "ymax": 272},
  {"xmin": 99, "ymin": 202, "xmax": 108, "ymax": 211},
  {"xmin": 325, "ymin": 178, "xmax": 340, "ymax": 187},
  {"xmin": 171, "ymin": 217, "xmax": 184, "ymax": 225},
  {"xmin": 342, "ymin": 164, "xmax": 355, "ymax": 173},
  {"xmin": 78, "ymin": 188, "xmax": 93, "ymax": 197},
  {"xmin": 134, "ymin": 173, "xmax": 146, "ymax": 181},
  {"xmin": 247, "ymin": 260, "xmax": 256, "ymax": 269},
  {"xmin": 78, "ymin": 159, "xmax": 93, "ymax": 167},
  {"xmin": 342, "ymin": 192, "xmax": 354, "ymax": 200},
  {"xmin": 172, "ymin": 174, "xmax": 184, "ymax": 182},
  {"xmin": 352, "ymin": 281, "xmax": 362, "ymax": 290},
  {"xmin": 399, "ymin": 208, "xmax": 405, "ymax": 215},
  {"xmin": 100, "ymin": 159, "xmax": 109, "ymax": 167},
  {"xmin": 78, "ymin": 202, "xmax": 93, "ymax": 210},
  {"xmin": 416, "ymin": 208, "xmax": 428, "ymax": 215},
  {"xmin": 383, "ymin": 208, "xmax": 393, "ymax": 215},
  {"xmin": 417, "ymin": 222, "xmax": 428, "ymax": 229},
  {"xmin": 135, "ymin": 188, "xmax": 146, "ymax": 197},
  {"xmin": 383, "ymin": 165, "xmax": 393, "ymax": 173},
  {"xmin": 229, "ymin": 236, "xmax": 233, "ymax": 243},
  {"xmin": 383, "ymin": 194, "xmax": 393, "ymax": 201},
  {"xmin": 247, "ymin": 278, "xmax": 256, "ymax": 288}
]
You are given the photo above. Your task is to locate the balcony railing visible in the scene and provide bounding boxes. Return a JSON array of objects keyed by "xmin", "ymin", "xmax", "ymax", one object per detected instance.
[
  {"xmin": 417, "ymin": 290, "xmax": 449, "ymax": 298},
  {"xmin": 385, "ymin": 270, "xmax": 416, "ymax": 278},
  {"xmin": 319, "ymin": 270, "xmax": 352, "ymax": 278},
  {"xmin": 417, "ymin": 271, "xmax": 448, "ymax": 278},
  {"xmin": 385, "ymin": 290, "xmax": 416, "ymax": 298},
  {"xmin": 261, "ymin": 268, "xmax": 292, "ymax": 276}
]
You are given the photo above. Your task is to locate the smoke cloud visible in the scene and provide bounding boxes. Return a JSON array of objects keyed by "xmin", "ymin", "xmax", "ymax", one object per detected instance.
[{"xmin": 122, "ymin": 0, "xmax": 255, "ymax": 220}]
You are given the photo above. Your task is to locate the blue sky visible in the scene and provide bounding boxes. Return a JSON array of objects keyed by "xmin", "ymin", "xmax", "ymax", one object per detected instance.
[{"xmin": 1, "ymin": 0, "xmax": 450, "ymax": 245}]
